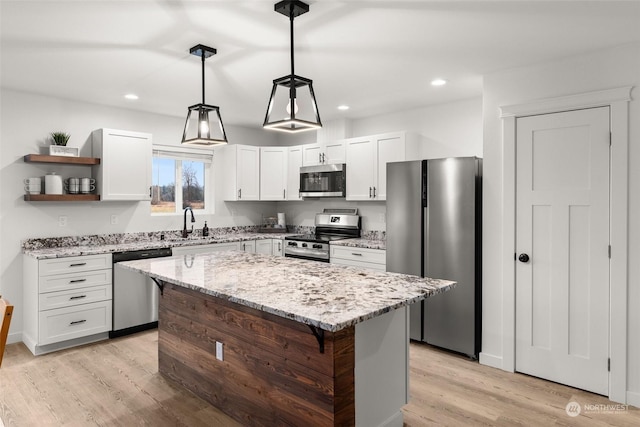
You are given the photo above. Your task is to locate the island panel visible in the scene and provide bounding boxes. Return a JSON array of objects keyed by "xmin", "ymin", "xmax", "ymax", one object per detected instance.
[{"xmin": 159, "ymin": 283, "xmax": 355, "ymax": 426}]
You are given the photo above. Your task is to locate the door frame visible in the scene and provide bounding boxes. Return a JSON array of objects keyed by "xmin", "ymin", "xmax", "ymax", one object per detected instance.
[{"xmin": 499, "ymin": 86, "xmax": 632, "ymax": 403}]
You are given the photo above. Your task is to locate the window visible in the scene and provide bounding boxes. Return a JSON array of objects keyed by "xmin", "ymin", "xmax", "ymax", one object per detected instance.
[{"xmin": 151, "ymin": 146, "xmax": 213, "ymax": 214}]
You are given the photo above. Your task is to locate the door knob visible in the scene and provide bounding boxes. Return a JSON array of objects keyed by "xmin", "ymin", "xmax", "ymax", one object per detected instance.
[{"xmin": 518, "ymin": 253, "xmax": 530, "ymax": 263}]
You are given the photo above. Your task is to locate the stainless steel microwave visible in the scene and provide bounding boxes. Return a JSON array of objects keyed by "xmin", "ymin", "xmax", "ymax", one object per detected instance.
[{"xmin": 299, "ymin": 163, "xmax": 346, "ymax": 198}]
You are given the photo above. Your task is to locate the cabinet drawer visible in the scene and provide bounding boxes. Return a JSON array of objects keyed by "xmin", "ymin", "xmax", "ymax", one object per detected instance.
[
  {"xmin": 331, "ymin": 246, "xmax": 386, "ymax": 265},
  {"xmin": 172, "ymin": 242, "xmax": 240, "ymax": 255},
  {"xmin": 39, "ymin": 254, "xmax": 112, "ymax": 276},
  {"xmin": 38, "ymin": 301, "xmax": 112, "ymax": 345},
  {"xmin": 332, "ymin": 258, "xmax": 387, "ymax": 271},
  {"xmin": 39, "ymin": 285, "xmax": 112, "ymax": 311},
  {"xmin": 39, "ymin": 269, "xmax": 112, "ymax": 294}
]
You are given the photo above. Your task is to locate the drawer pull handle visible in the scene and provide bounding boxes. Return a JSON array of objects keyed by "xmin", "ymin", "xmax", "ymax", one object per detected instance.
[
  {"xmin": 69, "ymin": 295, "xmax": 87, "ymax": 300},
  {"xmin": 69, "ymin": 263, "xmax": 87, "ymax": 267},
  {"xmin": 69, "ymin": 279, "xmax": 87, "ymax": 283},
  {"xmin": 70, "ymin": 319, "xmax": 87, "ymax": 325},
  {"xmin": 352, "ymin": 253, "xmax": 363, "ymax": 256}
]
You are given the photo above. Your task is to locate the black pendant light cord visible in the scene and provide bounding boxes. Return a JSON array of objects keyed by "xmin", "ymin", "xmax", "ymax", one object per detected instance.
[
  {"xmin": 201, "ymin": 51, "xmax": 206, "ymax": 105},
  {"xmin": 289, "ymin": 8, "xmax": 295, "ymax": 77},
  {"xmin": 289, "ymin": 7, "xmax": 296, "ymax": 115}
]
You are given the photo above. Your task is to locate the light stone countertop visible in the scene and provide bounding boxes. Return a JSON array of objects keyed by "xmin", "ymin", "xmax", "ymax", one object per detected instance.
[
  {"xmin": 118, "ymin": 250, "xmax": 455, "ymax": 332},
  {"xmin": 331, "ymin": 238, "xmax": 386, "ymax": 250},
  {"xmin": 22, "ymin": 233, "xmax": 297, "ymax": 260}
]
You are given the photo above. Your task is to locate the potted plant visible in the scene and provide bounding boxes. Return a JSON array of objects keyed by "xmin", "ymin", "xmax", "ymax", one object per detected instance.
[{"xmin": 48, "ymin": 132, "xmax": 78, "ymax": 157}]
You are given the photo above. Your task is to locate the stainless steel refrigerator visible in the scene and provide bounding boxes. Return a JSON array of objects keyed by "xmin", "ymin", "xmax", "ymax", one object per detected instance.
[{"xmin": 386, "ymin": 157, "xmax": 482, "ymax": 359}]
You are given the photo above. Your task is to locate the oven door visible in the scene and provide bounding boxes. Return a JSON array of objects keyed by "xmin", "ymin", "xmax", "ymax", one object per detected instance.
[
  {"xmin": 299, "ymin": 164, "xmax": 346, "ymax": 198},
  {"xmin": 284, "ymin": 247, "xmax": 330, "ymax": 263}
]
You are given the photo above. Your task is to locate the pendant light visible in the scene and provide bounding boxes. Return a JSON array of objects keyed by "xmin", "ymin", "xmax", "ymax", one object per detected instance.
[
  {"xmin": 263, "ymin": 0, "xmax": 322, "ymax": 133},
  {"xmin": 182, "ymin": 44, "xmax": 228, "ymax": 145}
]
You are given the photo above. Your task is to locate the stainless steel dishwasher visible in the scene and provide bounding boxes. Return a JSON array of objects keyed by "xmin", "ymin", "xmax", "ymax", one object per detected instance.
[{"xmin": 110, "ymin": 247, "xmax": 172, "ymax": 338}]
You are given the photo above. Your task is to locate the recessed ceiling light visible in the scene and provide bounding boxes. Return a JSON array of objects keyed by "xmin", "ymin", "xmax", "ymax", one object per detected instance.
[
  {"xmin": 337, "ymin": 105, "xmax": 350, "ymax": 111},
  {"xmin": 431, "ymin": 79, "xmax": 447, "ymax": 87},
  {"xmin": 124, "ymin": 93, "xmax": 139, "ymax": 100}
]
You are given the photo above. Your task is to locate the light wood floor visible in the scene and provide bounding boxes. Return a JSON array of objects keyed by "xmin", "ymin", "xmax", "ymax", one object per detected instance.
[{"xmin": 0, "ymin": 330, "xmax": 638, "ymax": 426}]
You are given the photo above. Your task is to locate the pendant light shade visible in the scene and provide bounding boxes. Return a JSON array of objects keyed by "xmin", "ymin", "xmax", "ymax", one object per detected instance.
[
  {"xmin": 263, "ymin": 0, "xmax": 322, "ymax": 133},
  {"xmin": 182, "ymin": 44, "xmax": 228, "ymax": 145}
]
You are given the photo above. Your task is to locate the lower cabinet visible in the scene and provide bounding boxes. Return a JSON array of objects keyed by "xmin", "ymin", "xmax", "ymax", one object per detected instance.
[
  {"xmin": 330, "ymin": 246, "xmax": 386, "ymax": 271},
  {"xmin": 272, "ymin": 239, "xmax": 284, "ymax": 256},
  {"xmin": 23, "ymin": 253, "xmax": 113, "ymax": 355},
  {"xmin": 255, "ymin": 239, "xmax": 273, "ymax": 255}
]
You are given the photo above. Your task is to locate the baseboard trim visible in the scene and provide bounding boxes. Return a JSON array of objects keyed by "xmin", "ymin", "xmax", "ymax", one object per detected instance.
[
  {"xmin": 626, "ymin": 391, "xmax": 640, "ymax": 409},
  {"xmin": 479, "ymin": 352, "xmax": 503, "ymax": 370},
  {"xmin": 6, "ymin": 331, "xmax": 22, "ymax": 345}
]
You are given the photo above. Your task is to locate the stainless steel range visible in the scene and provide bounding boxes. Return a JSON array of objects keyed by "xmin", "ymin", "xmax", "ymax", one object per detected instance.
[{"xmin": 285, "ymin": 209, "xmax": 361, "ymax": 262}]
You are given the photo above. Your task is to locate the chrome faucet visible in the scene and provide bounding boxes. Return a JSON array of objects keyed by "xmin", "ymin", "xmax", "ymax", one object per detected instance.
[{"xmin": 182, "ymin": 206, "xmax": 196, "ymax": 238}]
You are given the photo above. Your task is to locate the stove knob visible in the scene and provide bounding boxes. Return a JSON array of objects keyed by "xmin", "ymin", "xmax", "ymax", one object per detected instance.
[
  {"xmin": 288, "ymin": 242, "xmax": 297, "ymax": 247},
  {"xmin": 312, "ymin": 244, "xmax": 322, "ymax": 249},
  {"xmin": 302, "ymin": 243, "xmax": 308, "ymax": 248}
]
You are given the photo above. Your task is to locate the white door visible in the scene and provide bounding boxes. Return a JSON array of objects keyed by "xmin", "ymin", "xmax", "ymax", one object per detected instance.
[
  {"xmin": 515, "ymin": 107, "xmax": 610, "ymax": 395},
  {"xmin": 324, "ymin": 140, "xmax": 346, "ymax": 164},
  {"xmin": 302, "ymin": 143, "xmax": 323, "ymax": 166}
]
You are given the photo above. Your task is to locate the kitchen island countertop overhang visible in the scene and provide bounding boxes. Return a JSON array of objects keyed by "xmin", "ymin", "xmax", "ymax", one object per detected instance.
[{"xmin": 117, "ymin": 250, "xmax": 455, "ymax": 332}]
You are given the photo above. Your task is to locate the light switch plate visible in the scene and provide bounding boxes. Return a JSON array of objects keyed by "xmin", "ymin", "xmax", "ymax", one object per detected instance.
[
  {"xmin": 58, "ymin": 216, "xmax": 68, "ymax": 227},
  {"xmin": 216, "ymin": 341, "xmax": 223, "ymax": 361}
]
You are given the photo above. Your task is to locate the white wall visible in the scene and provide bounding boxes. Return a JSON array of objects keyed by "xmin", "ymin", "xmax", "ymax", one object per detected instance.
[
  {"xmin": 0, "ymin": 89, "xmax": 278, "ymax": 338},
  {"xmin": 351, "ymin": 97, "xmax": 483, "ymax": 159},
  {"xmin": 481, "ymin": 43, "xmax": 640, "ymax": 405}
]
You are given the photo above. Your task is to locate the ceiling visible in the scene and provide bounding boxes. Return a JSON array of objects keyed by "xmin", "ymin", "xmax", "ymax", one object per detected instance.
[{"xmin": 2, "ymin": 1, "xmax": 640, "ymax": 128}]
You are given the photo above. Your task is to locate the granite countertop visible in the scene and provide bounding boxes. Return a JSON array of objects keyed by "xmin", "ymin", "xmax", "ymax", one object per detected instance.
[
  {"xmin": 118, "ymin": 251, "xmax": 455, "ymax": 332},
  {"xmin": 23, "ymin": 233, "xmax": 298, "ymax": 260},
  {"xmin": 330, "ymin": 238, "xmax": 386, "ymax": 250}
]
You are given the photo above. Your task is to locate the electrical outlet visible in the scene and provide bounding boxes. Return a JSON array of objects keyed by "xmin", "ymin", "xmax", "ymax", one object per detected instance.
[
  {"xmin": 216, "ymin": 341, "xmax": 224, "ymax": 361},
  {"xmin": 110, "ymin": 215, "xmax": 118, "ymax": 225},
  {"xmin": 58, "ymin": 216, "xmax": 68, "ymax": 227},
  {"xmin": 379, "ymin": 213, "xmax": 386, "ymax": 223}
]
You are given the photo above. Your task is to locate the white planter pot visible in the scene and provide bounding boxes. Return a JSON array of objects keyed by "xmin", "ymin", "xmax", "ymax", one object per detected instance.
[{"xmin": 49, "ymin": 145, "xmax": 79, "ymax": 157}]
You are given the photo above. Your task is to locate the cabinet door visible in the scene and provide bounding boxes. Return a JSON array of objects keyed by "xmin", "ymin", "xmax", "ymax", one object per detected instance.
[
  {"xmin": 255, "ymin": 239, "xmax": 273, "ymax": 255},
  {"xmin": 93, "ymin": 129, "xmax": 152, "ymax": 201},
  {"xmin": 345, "ymin": 137, "xmax": 375, "ymax": 201},
  {"xmin": 240, "ymin": 240, "xmax": 256, "ymax": 253},
  {"xmin": 375, "ymin": 134, "xmax": 405, "ymax": 200},
  {"xmin": 260, "ymin": 147, "xmax": 287, "ymax": 200},
  {"xmin": 302, "ymin": 143, "xmax": 323, "ymax": 166},
  {"xmin": 237, "ymin": 146, "xmax": 260, "ymax": 200},
  {"xmin": 287, "ymin": 146, "xmax": 303, "ymax": 200},
  {"xmin": 272, "ymin": 239, "xmax": 284, "ymax": 256},
  {"xmin": 324, "ymin": 140, "xmax": 346, "ymax": 164}
]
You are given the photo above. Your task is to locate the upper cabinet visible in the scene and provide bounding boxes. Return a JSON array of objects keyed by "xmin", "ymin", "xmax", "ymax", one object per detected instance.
[
  {"xmin": 345, "ymin": 132, "xmax": 420, "ymax": 201},
  {"xmin": 219, "ymin": 144, "xmax": 260, "ymax": 201},
  {"xmin": 260, "ymin": 147, "xmax": 287, "ymax": 201},
  {"xmin": 302, "ymin": 141, "xmax": 346, "ymax": 166},
  {"xmin": 92, "ymin": 129, "xmax": 152, "ymax": 201},
  {"xmin": 286, "ymin": 146, "xmax": 303, "ymax": 201}
]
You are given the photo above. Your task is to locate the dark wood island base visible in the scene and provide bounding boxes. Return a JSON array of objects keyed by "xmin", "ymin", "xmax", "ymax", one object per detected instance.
[{"xmin": 158, "ymin": 283, "xmax": 356, "ymax": 426}]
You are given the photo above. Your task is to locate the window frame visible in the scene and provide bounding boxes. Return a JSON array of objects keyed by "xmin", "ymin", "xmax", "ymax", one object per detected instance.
[{"xmin": 151, "ymin": 145, "xmax": 214, "ymax": 216}]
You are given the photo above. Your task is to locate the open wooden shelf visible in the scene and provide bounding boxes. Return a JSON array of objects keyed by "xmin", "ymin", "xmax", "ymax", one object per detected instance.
[
  {"xmin": 23, "ymin": 154, "xmax": 100, "ymax": 165},
  {"xmin": 24, "ymin": 194, "xmax": 100, "ymax": 202}
]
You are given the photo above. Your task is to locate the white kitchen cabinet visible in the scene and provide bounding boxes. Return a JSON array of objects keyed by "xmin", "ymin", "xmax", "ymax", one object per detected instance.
[
  {"xmin": 23, "ymin": 253, "xmax": 113, "ymax": 355},
  {"xmin": 302, "ymin": 141, "xmax": 346, "ymax": 166},
  {"xmin": 287, "ymin": 146, "xmax": 303, "ymax": 200},
  {"xmin": 345, "ymin": 132, "xmax": 420, "ymax": 201},
  {"xmin": 330, "ymin": 246, "xmax": 386, "ymax": 271},
  {"xmin": 218, "ymin": 144, "xmax": 260, "ymax": 201},
  {"xmin": 92, "ymin": 128, "xmax": 152, "ymax": 201},
  {"xmin": 272, "ymin": 239, "xmax": 284, "ymax": 256},
  {"xmin": 260, "ymin": 147, "xmax": 287, "ymax": 201},
  {"xmin": 255, "ymin": 239, "xmax": 273, "ymax": 255},
  {"xmin": 239, "ymin": 240, "xmax": 256, "ymax": 253}
]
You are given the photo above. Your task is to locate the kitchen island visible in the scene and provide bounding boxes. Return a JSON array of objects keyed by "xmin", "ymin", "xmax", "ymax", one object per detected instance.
[{"xmin": 118, "ymin": 251, "xmax": 455, "ymax": 427}]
